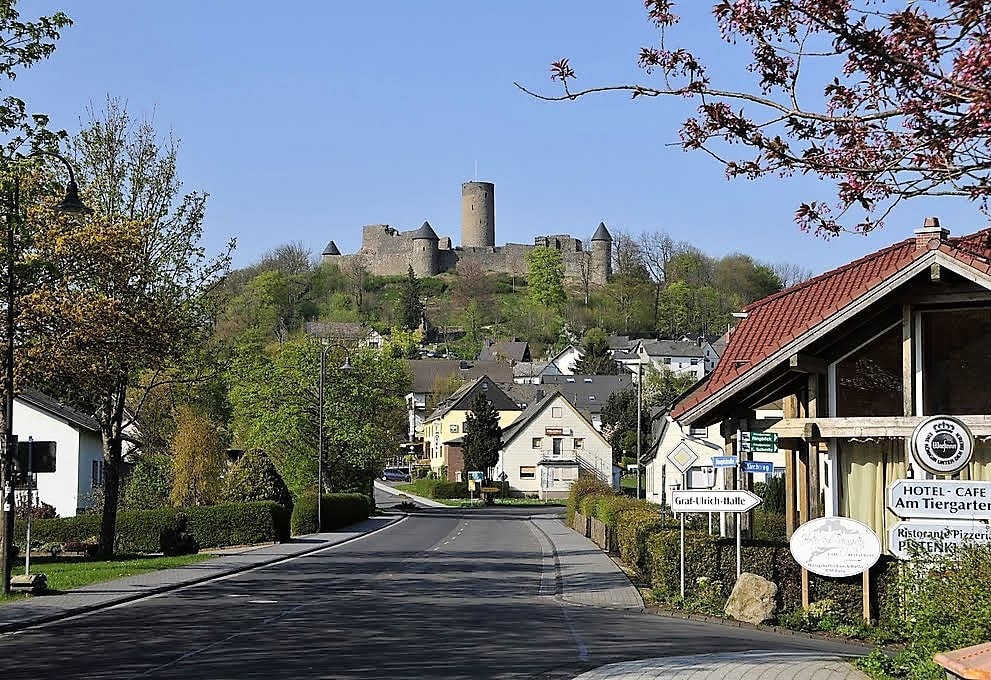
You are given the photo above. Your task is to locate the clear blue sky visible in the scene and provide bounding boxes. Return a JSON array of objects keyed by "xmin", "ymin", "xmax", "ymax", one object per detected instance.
[{"xmin": 15, "ymin": 1, "xmax": 988, "ymax": 275}]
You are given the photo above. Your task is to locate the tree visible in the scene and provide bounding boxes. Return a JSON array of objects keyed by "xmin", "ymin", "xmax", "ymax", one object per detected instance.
[
  {"xmin": 220, "ymin": 450, "xmax": 292, "ymax": 509},
  {"xmin": 600, "ymin": 390, "xmax": 649, "ymax": 464},
  {"xmin": 521, "ymin": 1, "xmax": 991, "ymax": 235},
  {"xmin": 28, "ymin": 100, "xmax": 233, "ymax": 556},
  {"xmin": 462, "ymin": 394, "xmax": 502, "ymax": 477},
  {"xmin": 383, "ymin": 325, "xmax": 423, "ymax": 359},
  {"xmin": 169, "ymin": 406, "xmax": 227, "ymax": 507},
  {"xmin": 524, "ymin": 246, "xmax": 566, "ymax": 309},
  {"xmin": 572, "ymin": 327, "xmax": 620, "ymax": 375},
  {"xmin": 642, "ymin": 363, "xmax": 699, "ymax": 410},
  {"xmin": 122, "ymin": 453, "xmax": 171, "ymax": 511},
  {"xmin": 399, "ymin": 265, "xmax": 424, "ymax": 330}
]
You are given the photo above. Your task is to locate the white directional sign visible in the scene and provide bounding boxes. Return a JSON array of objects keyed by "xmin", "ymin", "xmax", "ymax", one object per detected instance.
[
  {"xmin": 668, "ymin": 442, "xmax": 699, "ymax": 474},
  {"xmin": 887, "ymin": 480, "xmax": 991, "ymax": 520},
  {"xmin": 671, "ymin": 489, "xmax": 761, "ymax": 513},
  {"xmin": 889, "ymin": 520, "xmax": 991, "ymax": 560}
]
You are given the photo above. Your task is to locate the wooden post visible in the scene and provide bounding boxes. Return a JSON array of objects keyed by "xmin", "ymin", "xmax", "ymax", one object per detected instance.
[
  {"xmin": 797, "ymin": 449, "xmax": 810, "ymax": 525},
  {"xmin": 785, "ymin": 448, "xmax": 797, "ymax": 537},
  {"xmin": 862, "ymin": 569, "xmax": 871, "ymax": 623},
  {"xmin": 807, "ymin": 374, "xmax": 821, "ymax": 519},
  {"xmin": 801, "ymin": 567, "xmax": 810, "ymax": 610}
]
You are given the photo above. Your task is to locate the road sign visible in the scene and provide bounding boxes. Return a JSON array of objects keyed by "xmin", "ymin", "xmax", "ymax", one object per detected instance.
[
  {"xmin": 741, "ymin": 431, "xmax": 778, "ymax": 453},
  {"xmin": 887, "ymin": 479, "xmax": 991, "ymax": 520},
  {"xmin": 711, "ymin": 456, "xmax": 738, "ymax": 468},
  {"xmin": 467, "ymin": 471, "xmax": 484, "ymax": 482},
  {"xmin": 671, "ymin": 489, "xmax": 761, "ymax": 513},
  {"xmin": 497, "ymin": 471, "xmax": 508, "ymax": 482},
  {"xmin": 741, "ymin": 460, "xmax": 774, "ymax": 475},
  {"xmin": 668, "ymin": 442, "xmax": 699, "ymax": 474},
  {"xmin": 13, "ymin": 441, "xmax": 56, "ymax": 475},
  {"xmin": 889, "ymin": 520, "xmax": 991, "ymax": 560}
]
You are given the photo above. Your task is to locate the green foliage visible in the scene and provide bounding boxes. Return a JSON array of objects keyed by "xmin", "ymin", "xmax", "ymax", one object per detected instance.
[
  {"xmin": 220, "ymin": 450, "xmax": 292, "ymax": 509},
  {"xmin": 524, "ymin": 246, "xmax": 566, "ymax": 309},
  {"xmin": 123, "ymin": 454, "xmax": 172, "ymax": 511},
  {"xmin": 592, "ymin": 495, "xmax": 650, "ymax": 528},
  {"xmin": 642, "ymin": 363, "xmax": 698, "ymax": 410},
  {"xmin": 462, "ymin": 393, "xmax": 502, "ymax": 476},
  {"xmin": 615, "ymin": 507, "xmax": 671, "ymax": 574},
  {"xmin": 572, "ymin": 327, "xmax": 619, "ymax": 375},
  {"xmin": 398, "ymin": 265, "xmax": 425, "ymax": 330},
  {"xmin": 754, "ymin": 476, "xmax": 786, "ymax": 513},
  {"xmin": 566, "ymin": 477, "xmax": 614, "ymax": 525},
  {"xmin": 383, "ymin": 326, "xmax": 424, "ymax": 359},
  {"xmin": 751, "ymin": 510, "xmax": 787, "ymax": 542},
  {"xmin": 290, "ymin": 493, "xmax": 373, "ymax": 534},
  {"xmin": 169, "ymin": 406, "xmax": 227, "ymax": 507},
  {"xmin": 600, "ymin": 390, "xmax": 650, "ymax": 463},
  {"xmin": 402, "ymin": 479, "xmax": 468, "ymax": 499},
  {"xmin": 15, "ymin": 502, "xmax": 289, "ymax": 553}
]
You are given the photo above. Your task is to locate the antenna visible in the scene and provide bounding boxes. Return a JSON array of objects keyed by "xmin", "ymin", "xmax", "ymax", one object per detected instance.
[{"xmin": 474, "ymin": 160, "xmax": 477, "ymax": 181}]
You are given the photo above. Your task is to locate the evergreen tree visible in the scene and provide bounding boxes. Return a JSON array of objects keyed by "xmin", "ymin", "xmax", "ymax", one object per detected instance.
[
  {"xmin": 400, "ymin": 265, "xmax": 424, "ymax": 330},
  {"xmin": 462, "ymin": 394, "xmax": 502, "ymax": 477},
  {"xmin": 572, "ymin": 327, "xmax": 619, "ymax": 375}
]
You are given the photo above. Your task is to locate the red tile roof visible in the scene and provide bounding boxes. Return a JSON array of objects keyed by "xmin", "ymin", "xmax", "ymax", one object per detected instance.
[{"xmin": 672, "ymin": 227, "xmax": 991, "ymax": 421}]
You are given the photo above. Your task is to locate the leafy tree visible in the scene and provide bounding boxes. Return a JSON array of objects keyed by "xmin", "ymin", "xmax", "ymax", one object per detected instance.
[
  {"xmin": 525, "ymin": 246, "xmax": 566, "ymax": 309},
  {"xmin": 122, "ymin": 454, "xmax": 172, "ymax": 511},
  {"xmin": 462, "ymin": 393, "xmax": 502, "ymax": 477},
  {"xmin": 28, "ymin": 100, "xmax": 233, "ymax": 556},
  {"xmin": 642, "ymin": 363, "xmax": 698, "ymax": 410},
  {"xmin": 220, "ymin": 449, "xmax": 292, "ymax": 509},
  {"xmin": 573, "ymin": 327, "xmax": 620, "ymax": 375},
  {"xmin": 600, "ymin": 389, "xmax": 649, "ymax": 464},
  {"xmin": 399, "ymin": 265, "xmax": 424, "ymax": 330},
  {"xmin": 523, "ymin": 1, "xmax": 991, "ymax": 235},
  {"xmin": 168, "ymin": 406, "xmax": 227, "ymax": 507},
  {"xmin": 383, "ymin": 326, "xmax": 423, "ymax": 359}
]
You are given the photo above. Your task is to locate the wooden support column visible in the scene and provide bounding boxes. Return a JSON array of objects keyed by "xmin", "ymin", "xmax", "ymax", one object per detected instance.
[
  {"xmin": 807, "ymin": 373, "xmax": 822, "ymax": 519},
  {"xmin": 902, "ymin": 304, "xmax": 914, "ymax": 474},
  {"xmin": 783, "ymin": 395, "xmax": 800, "ymax": 536}
]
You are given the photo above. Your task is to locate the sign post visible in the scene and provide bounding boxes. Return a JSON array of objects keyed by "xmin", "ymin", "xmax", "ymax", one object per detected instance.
[
  {"xmin": 672, "ymin": 489, "xmax": 762, "ymax": 580},
  {"xmin": 667, "ymin": 442, "xmax": 698, "ymax": 598}
]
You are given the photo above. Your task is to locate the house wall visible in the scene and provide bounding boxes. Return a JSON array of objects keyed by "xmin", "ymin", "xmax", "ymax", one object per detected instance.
[
  {"xmin": 551, "ymin": 347, "xmax": 580, "ymax": 375},
  {"xmin": 13, "ymin": 401, "xmax": 91, "ymax": 518},
  {"xmin": 423, "ymin": 408, "xmax": 520, "ymax": 473}
]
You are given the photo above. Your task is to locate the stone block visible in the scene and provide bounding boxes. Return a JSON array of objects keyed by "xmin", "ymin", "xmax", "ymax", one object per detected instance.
[{"xmin": 724, "ymin": 572, "xmax": 777, "ymax": 625}]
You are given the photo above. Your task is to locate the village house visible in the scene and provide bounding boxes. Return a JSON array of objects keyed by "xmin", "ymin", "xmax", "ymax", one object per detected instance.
[
  {"xmin": 671, "ymin": 219, "xmax": 991, "ymax": 553},
  {"xmin": 305, "ymin": 321, "xmax": 384, "ymax": 349}
]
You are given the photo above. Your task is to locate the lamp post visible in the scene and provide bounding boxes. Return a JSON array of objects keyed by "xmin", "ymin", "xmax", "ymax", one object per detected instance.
[
  {"xmin": 1, "ymin": 151, "xmax": 91, "ymax": 594},
  {"xmin": 636, "ymin": 358, "xmax": 643, "ymax": 500},
  {"xmin": 317, "ymin": 342, "xmax": 351, "ymax": 532}
]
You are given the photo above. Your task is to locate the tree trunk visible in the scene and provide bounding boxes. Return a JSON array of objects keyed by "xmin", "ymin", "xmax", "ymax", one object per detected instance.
[{"xmin": 98, "ymin": 428, "xmax": 123, "ymax": 558}]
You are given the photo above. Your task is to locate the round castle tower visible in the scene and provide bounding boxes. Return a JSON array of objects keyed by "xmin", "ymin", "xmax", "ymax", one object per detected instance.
[
  {"xmin": 411, "ymin": 221, "xmax": 440, "ymax": 277},
  {"xmin": 461, "ymin": 181, "xmax": 495, "ymax": 248},
  {"xmin": 591, "ymin": 222, "xmax": 613, "ymax": 285}
]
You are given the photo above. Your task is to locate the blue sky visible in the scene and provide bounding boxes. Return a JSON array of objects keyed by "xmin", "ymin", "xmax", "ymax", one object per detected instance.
[{"xmin": 15, "ymin": 1, "xmax": 988, "ymax": 275}]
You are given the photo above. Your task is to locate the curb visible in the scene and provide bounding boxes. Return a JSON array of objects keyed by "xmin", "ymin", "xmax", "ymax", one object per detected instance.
[{"xmin": 0, "ymin": 515, "xmax": 403, "ymax": 635}]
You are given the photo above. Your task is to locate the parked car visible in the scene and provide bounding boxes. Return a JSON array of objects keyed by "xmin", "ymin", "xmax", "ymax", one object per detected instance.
[{"xmin": 381, "ymin": 467, "xmax": 411, "ymax": 482}]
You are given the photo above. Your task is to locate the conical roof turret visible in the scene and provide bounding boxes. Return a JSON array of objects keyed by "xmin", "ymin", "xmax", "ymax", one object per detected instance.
[
  {"xmin": 591, "ymin": 222, "xmax": 613, "ymax": 242},
  {"xmin": 322, "ymin": 240, "xmax": 341, "ymax": 256},
  {"xmin": 413, "ymin": 221, "xmax": 439, "ymax": 240}
]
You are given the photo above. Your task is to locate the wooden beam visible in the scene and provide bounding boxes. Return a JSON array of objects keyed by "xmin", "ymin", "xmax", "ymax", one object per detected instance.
[
  {"xmin": 807, "ymin": 374, "xmax": 822, "ymax": 519},
  {"xmin": 785, "ymin": 447, "xmax": 797, "ymax": 537},
  {"xmin": 768, "ymin": 415, "xmax": 991, "ymax": 438},
  {"xmin": 789, "ymin": 353, "xmax": 827, "ymax": 374}
]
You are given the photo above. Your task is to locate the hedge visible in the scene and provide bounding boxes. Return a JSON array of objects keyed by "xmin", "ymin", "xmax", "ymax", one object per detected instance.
[
  {"xmin": 290, "ymin": 493, "xmax": 374, "ymax": 535},
  {"xmin": 403, "ymin": 479, "xmax": 468, "ymax": 499},
  {"xmin": 615, "ymin": 508, "xmax": 671, "ymax": 575},
  {"xmin": 14, "ymin": 501, "xmax": 290, "ymax": 553},
  {"xmin": 566, "ymin": 478, "xmax": 614, "ymax": 525}
]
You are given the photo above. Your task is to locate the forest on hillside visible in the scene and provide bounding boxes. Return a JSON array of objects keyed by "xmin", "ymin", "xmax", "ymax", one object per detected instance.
[{"xmin": 215, "ymin": 231, "xmax": 813, "ymax": 359}]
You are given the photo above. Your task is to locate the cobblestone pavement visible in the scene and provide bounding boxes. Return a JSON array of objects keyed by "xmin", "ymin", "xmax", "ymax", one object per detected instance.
[{"xmin": 572, "ymin": 652, "xmax": 870, "ymax": 680}]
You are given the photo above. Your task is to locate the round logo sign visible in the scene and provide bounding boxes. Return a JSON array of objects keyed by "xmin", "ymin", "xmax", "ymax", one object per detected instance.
[
  {"xmin": 789, "ymin": 517, "xmax": 881, "ymax": 578},
  {"xmin": 911, "ymin": 415, "xmax": 974, "ymax": 475}
]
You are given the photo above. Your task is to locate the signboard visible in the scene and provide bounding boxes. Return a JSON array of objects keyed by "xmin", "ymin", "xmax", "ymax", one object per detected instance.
[
  {"xmin": 671, "ymin": 489, "xmax": 761, "ymax": 513},
  {"xmin": 711, "ymin": 456, "xmax": 738, "ymax": 468},
  {"xmin": 668, "ymin": 442, "xmax": 699, "ymax": 474},
  {"xmin": 789, "ymin": 517, "xmax": 881, "ymax": 578},
  {"xmin": 740, "ymin": 431, "xmax": 778, "ymax": 453},
  {"xmin": 686, "ymin": 466, "xmax": 715, "ymax": 490},
  {"xmin": 741, "ymin": 460, "xmax": 774, "ymax": 475},
  {"xmin": 545, "ymin": 427, "xmax": 564, "ymax": 436},
  {"xmin": 911, "ymin": 415, "xmax": 974, "ymax": 475},
  {"xmin": 888, "ymin": 520, "xmax": 991, "ymax": 560},
  {"xmin": 498, "ymin": 471, "xmax": 508, "ymax": 482},
  {"xmin": 467, "ymin": 471, "xmax": 484, "ymax": 482},
  {"xmin": 13, "ymin": 441, "xmax": 56, "ymax": 475},
  {"xmin": 887, "ymin": 480, "xmax": 991, "ymax": 520}
]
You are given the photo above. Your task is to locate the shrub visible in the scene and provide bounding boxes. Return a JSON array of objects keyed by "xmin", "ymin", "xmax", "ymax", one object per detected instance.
[
  {"xmin": 221, "ymin": 450, "xmax": 293, "ymax": 509},
  {"xmin": 159, "ymin": 512, "xmax": 199, "ymax": 556},
  {"xmin": 123, "ymin": 453, "xmax": 172, "ymax": 511},
  {"xmin": 616, "ymin": 508, "xmax": 670, "ymax": 575},
  {"xmin": 566, "ymin": 477, "xmax": 614, "ymax": 524},
  {"xmin": 752, "ymin": 511, "xmax": 787, "ymax": 542},
  {"xmin": 290, "ymin": 493, "xmax": 373, "ymax": 535},
  {"xmin": 404, "ymin": 478, "xmax": 467, "ymax": 499},
  {"xmin": 594, "ymin": 496, "xmax": 651, "ymax": 528}
]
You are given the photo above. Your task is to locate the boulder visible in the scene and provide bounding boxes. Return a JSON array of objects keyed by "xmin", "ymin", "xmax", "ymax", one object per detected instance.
[{"xmin": 724, "ymin": 572, "xmax": 777, "ymax": 625}]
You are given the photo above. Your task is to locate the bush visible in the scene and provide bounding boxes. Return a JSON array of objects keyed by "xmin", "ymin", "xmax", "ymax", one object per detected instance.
[
  {"xmin": 404, "ymin": 478, "xmax": 467, "ymax": 499},
  {"xmin": 616, "ymin": 508, "xmax": 671, "ymax": 575},
  {"xmin": 123, "ymin": 453, "xmax": 172, "ymax": 511},
  {"xmin": 566, "ymin": 477, "xmax": 614, "ymax": 525},
  {"xmin": 159, "ymin": 512, "xmax": 199, "ymax": 556},
  {"xmin": 290, "ymin": 493, "xmax": 373, "ymax": 535},
  {"xmin": 221, "ymin": 450, "xmax": 293, "ymax": 509},
  {"xmin": 593, "ymin": 496, "xmax": 651, "ymax": 528}
]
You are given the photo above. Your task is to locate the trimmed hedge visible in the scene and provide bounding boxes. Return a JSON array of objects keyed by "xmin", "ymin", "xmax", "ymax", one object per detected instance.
[
  {"xmin": 566, "ymin": 477, "xmax": 613, "ymax": 525},
  {"xmin": 616, "ymin": 508, "xmax": 671, "ymax": 574},
  {"xmin": 14, "ymin": 501, "xmax": 290, "ymax": 553},
  {"xmin": 403, "ymin": 479, "xmax": 468, "ymax": 499},
  {"xmin": 290, "ymin": 493, "xmax": 374, "ymax": 535}
]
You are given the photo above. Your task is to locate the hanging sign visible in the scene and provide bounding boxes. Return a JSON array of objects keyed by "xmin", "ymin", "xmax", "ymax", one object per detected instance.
[
  {"xmin": 789, "ymin": 517, "xmax": 881, "ymax": 578},
  {"xmin": 911, "ymin": 415, "xmax": 974, "ymax": 475}
]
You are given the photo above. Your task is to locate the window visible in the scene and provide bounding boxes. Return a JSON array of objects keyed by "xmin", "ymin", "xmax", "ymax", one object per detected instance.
[
  {"xmin": 462, "ymin": 421, "xmax": 468, "ymax": 432},
  {"xmin": 566, "ymin": 377, "xmax": 576, "ymax": 383},
  {"xmin": 583, "ymin": 378, "xmax": 592, "ymax": 383},
  {"xmin": 922, "ymin": 307, "xmax": 991, "ymax": 414},
  {"xmin": 532, "ymin": 437, "xmax": 542, "ymax": 449},
  {"xmin": 690, "ymin": 359, "xmax": 700, "ymax": 365},
  {"xmin": 552, "ymin": 407, "xmax": 563, "ymax": 418},
  {"xmin": 450, "ymin": 424, "xmax": 459, "ymax": 433},
  {"xmin": 689, "ymin": 426, "xmax": 707, "ymax": 437},
  {"xmin": 835, "ymin": 325, "xmax": 902, "ymax": 417},
  {"xmin": 520, "ymin": 466, "xmax": 536, "ymax": 479},
  {"xmin": 574, "ymin": 438, "xmax": 584, "ymax": 449},
  {"xmin": 91, "ymin": 460, "xmax": 104, "ymax": 488},
  {"xmin": 663, "ymin": 357, "xmax": 672, "ymax": 364},
  {"xmin": 552, "ymin": 438, "xmax": 563, "ymax": 456},
  {"xmin": 455, "ymin": 471, "xmax": 463, "ymax": 482}
]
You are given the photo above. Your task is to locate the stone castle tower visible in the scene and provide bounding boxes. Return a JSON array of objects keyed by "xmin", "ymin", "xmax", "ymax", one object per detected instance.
[
  {"xmin": 461, "ymin": 181, "xmax": 495, "ymax": 248},
  {"xmin": 323, "ymin": 180, "xmax": 612, "ymax": 285}
]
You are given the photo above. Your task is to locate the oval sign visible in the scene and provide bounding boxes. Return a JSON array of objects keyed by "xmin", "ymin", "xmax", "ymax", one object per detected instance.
[
  {"xmin": 789, "ymin": 516, "xmax": 881, "ymax": 578},
  {"xmin": 911, "ymin": 415, "xmax": 974, "ymax": 476}
]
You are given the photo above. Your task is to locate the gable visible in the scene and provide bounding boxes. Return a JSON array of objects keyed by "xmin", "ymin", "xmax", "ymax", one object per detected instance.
[{"xmin": 502, "ymin": 394, "xmax": 609, "ymax": 450}]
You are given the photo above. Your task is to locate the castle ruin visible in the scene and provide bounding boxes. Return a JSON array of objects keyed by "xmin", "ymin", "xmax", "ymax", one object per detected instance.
[{"xmin": 322, "ymin": 181, "xmax": 613, "ymax": 285}]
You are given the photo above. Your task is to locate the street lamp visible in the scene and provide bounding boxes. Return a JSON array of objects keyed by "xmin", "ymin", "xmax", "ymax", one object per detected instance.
[
  {"xmin": 317, "ymin": 342, "xmax": 351, "ymax": 532},
  {"xmin": 1, "ymin": 151, "xmax": 92, "ymax": 594},
  {"xmin": 636, "ymin": 358, "xmax": 643, "ymax": 500}
]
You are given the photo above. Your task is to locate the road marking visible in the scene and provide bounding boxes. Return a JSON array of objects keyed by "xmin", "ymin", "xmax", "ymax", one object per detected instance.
[{"xmin": 247, "ymin": 599, "xmax": 278, "ymax": 604}]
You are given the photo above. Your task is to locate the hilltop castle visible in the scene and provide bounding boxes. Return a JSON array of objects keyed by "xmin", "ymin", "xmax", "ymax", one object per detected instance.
[{"xmin": 322, "ymin": 181, "xmax": 613, "ymax": 285}]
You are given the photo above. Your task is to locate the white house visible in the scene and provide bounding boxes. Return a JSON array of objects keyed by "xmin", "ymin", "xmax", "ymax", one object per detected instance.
[
  {"xmin": 13, "ymin": 390, "xmax": 108, "ymax": 518},
  {"xmin": 631, "ymin": 339, "xmax": 706, "ymax": 380},
  {"xmin": 494, "ymin": 391, "xmax": 613, "ymax": 499},
  {"xmin": 547, "ymin": 345, "xmax": 580, "ymax": 375}
]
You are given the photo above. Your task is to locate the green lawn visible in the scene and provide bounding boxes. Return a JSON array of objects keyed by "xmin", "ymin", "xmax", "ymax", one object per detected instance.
[{"xmin": 0, "ymin": 553, "xmax": 215, "ymax": 601}]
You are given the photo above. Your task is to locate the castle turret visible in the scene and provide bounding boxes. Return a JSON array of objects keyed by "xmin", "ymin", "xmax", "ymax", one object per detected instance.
[
  {"xmin": 411, "ymin": 221, "xmax": 440, "ymax": 277},
  {"xmin": 590, "ymin": 222, "xmax": 612, "ymax": 285},
  {"xmin": 461, "ymin": 181, "xmax": 495, "ymax": 248},
  {"xmin": 321, "ymin": 240, "xmax": 341, "ymax": 264}
]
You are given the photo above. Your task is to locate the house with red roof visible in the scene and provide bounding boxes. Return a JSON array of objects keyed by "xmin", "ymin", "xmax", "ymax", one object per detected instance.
[{"xmin": 671, "ymin": 218, "xmax": 991, "ymax": 552}]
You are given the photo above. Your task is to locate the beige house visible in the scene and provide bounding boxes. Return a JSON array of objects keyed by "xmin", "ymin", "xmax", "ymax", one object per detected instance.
[
  {"xmin": 494, "ymin": 391, "xmax": 613, "ymax": 499},
  {"xmin": 421, "ymin": 375, "xmax": 521, "ymax": 477}
]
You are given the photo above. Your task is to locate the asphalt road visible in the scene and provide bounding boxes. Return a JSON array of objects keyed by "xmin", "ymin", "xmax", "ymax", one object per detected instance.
[{"xmin": 0, "ymin": 508, "xmax": 862, "ymax": 679}]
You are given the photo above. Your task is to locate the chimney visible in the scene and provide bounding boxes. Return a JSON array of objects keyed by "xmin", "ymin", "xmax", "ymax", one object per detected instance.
[{"xmin": 915, "ymin": 217, "xmax": 949, "ymax": 251}]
